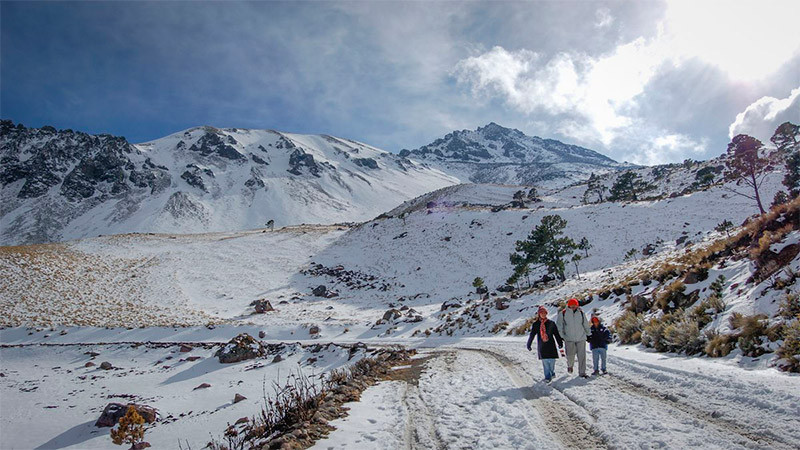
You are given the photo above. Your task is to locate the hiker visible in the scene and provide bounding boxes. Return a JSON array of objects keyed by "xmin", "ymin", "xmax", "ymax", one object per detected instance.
[
  {"xmin": 588, "ymin": 316, "xmax": 612, "ymax": 375},
  {"xmin": 526, "ymin": 306, "xmax": 564, "ymax": 382},
  {"xmin": 556, "ymin": 298, "xmax": 591, "ymax": 378}
]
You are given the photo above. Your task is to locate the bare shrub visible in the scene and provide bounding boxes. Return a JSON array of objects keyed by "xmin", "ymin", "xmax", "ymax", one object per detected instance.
[
  {"xmin": 614, "ymin": 310, "xmax": 644, "ymax": 344},
  {"xmin": 491, "ymin": 321, "xmax": 509, "ymax": 333},
  {"xmin": 730, "ymin": 313, "xmax": 769, "ymax": 357},
  {"xmin": 777, "ymin": 320, "xmax": 800, "ymax": 372},
  {"xmin": 779, "ymin": 293, "xmax": 800, "ymax": 319},
  {"xmin": 664, "ymin": 319, "xmax": 704, "ymax": 354},
  {"xmin": 704, "ymin": 330, "xmax": 736, "ymax": 357}
]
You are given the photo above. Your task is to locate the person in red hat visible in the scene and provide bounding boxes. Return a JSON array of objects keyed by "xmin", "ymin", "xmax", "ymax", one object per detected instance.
[
  {"xmin": 588, "ymin": 315, "xmax": 612, "ymax": 375},
  {"xmin": 556, "ymin": 298, "xmax": 591, "ymax": 377},
  {"xmin": 527, "ymin": 306, "xmax": 564, "ymax": 382}
]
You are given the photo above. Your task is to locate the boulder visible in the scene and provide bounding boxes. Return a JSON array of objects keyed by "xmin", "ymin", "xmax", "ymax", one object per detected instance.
[
  {"xmin": 215, "ymin": 333, "xmax": 266, "ymax": 364},
  {"xmin": 272, "ymin": 354, "xmax": 283, "ymax": 363},
  {"xmin": 258, "ymin": 330, "xmax": 266, "ymax": 339},
  {"xmin": 85, "ymin": 362, "xmax": 95, "ymax": 368},
  {"xmin": 440, "ymin": 300, "xmax": 463, "ymax": 311},
  {"xmin": 496, "ymin": 285, "xmax": 514, "ymax": 293},
  {"xmin": 193, "ymin": 383, "xmax": 211, "ymax": 390},
  {"xmin": 99, "ymin": 362, "xmax": 113, "ymax": 370},
  {"xmin": 494, "ymin": 299, "xmax": 510, "ymax": 310},
  {"xmin": 309, "ymin": 325, "xmax": 321, "ymax": 336},
  {"xmin": 382, "ymin": 309, "xmax": 402, "ymax": 322},
  {"xmin": 312, "ymin": 285, "xmax": 328, "ymax": 297},
  {"xmin": 252, "ymin": 299, "xmax": 274, "ymax": 314},
  {"xmin": 233, "ymin": 394, "xmax": 247, "ymax": 404},
  {"xmin": 95, "ymin": 403, "xmax": 157, "ymax": 427},
  {"xmin": 179, "ymin": 345, "xmax": 193, "ymax": 353}
]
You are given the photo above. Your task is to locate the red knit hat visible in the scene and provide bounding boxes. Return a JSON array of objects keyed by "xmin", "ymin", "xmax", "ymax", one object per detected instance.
[
  {"xmin": 567, "ymin": 298, "xmax": 579, "ymax": 308},
  {"xmin": 538, "ymin": 306, "xmax": 548, "ymax": 316},
  {"xmin": 591, "ymin": 316, "xmax": 600, "ymax": 324}
]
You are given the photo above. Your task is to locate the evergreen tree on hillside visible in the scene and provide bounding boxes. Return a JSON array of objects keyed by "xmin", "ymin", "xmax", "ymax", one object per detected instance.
[
  {"xmin": 583, "ymin": 173, "xmax": 608, "ymax": 204},
  {"xmin": 577, "ymin": 236, "xmax": 591, "ymax": 257},
  {"xmin": 784, "ymin": 153, "xmax": 800, "ymax": 197},
  {"xmin": 508, "ymin": 215, "xmax": 576, "ymax": 283},
  {"xmin": 770, "ymin": 122, "xmax": 800, "ymax": 197},
  {"xmin": 608, "ymin": 171, "xmax": 651, "ymax": 202},
  {"xmin": 771, "ymin": 122, "xmax": 799, "ymax": 152},
  {"xmin": 723, "ymin": 134, "xmax": 770, "ymax": 215}
]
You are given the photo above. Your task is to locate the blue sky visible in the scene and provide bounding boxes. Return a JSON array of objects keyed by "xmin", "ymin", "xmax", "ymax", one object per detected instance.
[{"xmin": 2, "ymin": 1, "xmax": 799, "ymax": 164}]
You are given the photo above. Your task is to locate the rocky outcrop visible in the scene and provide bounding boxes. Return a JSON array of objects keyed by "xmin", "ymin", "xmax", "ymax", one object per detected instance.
[
  {"xmin": 353, "ymin": 158, "xmax": 379, "ymax": 169},
  {"xmin": 95, "ymin": 403, "xmax": 158, "ymax": 427},
  {"xmin": 251, "ymin": 299, "xmax": 274, "ymax": 314},
  {"xmin": 287, "ymin": 149, "xmax": 322, "ymax": 177},
  {"xmin": 188, "ymin": 130, "xmax": 246, "ymax": 161},
  {"xmin": 215, "ymin": 333, "xmax": 267, "ymax": 363}
]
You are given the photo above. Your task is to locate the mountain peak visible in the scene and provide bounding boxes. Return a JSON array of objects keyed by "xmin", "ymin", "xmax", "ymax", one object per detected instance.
[{"xmin": 476, "ymin": 122, "xmax": 511, "ymax": 133}]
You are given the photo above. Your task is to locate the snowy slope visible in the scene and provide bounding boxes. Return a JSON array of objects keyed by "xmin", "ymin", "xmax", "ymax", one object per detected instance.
[
  {"xmin": 1, "ymin": 173, "xmax": 785, "ymax": 334},
  {"xmin": 2, "ymin": 171, "xmax": 797, "ymax": 450},
  {"xmin": 0, "ymin": 121, "xmax": 458, "ymax": 245}
]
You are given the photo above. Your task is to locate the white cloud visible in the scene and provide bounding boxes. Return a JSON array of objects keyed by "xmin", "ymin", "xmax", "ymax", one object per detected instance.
[
  {"xmin": 663, "ymin": 0, "xmax": 800, "ymax": 81},
  {"xmin": 628, "ymin": 132, "xmax": 709, "ymax": 166},
  {"xmin": 453, "ymin": 0, "xmax": 800, "ymax": 164},
  {"xmin": 454, "ymin": 39, "xmax": 669, "ymax": 147},
  {"xmin": 595, "ymin": 8, "xmax": 614, "ymax": 28},
  {"xmin": 728, "ymin": 87, "xmax": 800, "ymax": 145}
]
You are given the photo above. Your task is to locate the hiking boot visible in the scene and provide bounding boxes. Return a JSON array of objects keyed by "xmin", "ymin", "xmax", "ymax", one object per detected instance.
[
  {"xmin": 592, "ymin": 370, "xmax": 599, "ymax": 376},
  {"xmin": 602, "ymin": 370, "xmax": 607, "ymax": 375},
  {"xmin": 567, "ymin": 367, "xmax": 573, "ymax": 374},
  {"xmin": 580, "ymin": 374, "xmax": 589, "ymax": 378},
  {"xmin": 544, "ymin": 377, "xmax": 552, "ymax": 383}
]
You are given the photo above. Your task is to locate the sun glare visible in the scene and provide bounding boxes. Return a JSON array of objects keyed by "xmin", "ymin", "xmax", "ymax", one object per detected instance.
[{"xmin": 665, "ymin": 0, "xmax": 800, "ymax": 81}]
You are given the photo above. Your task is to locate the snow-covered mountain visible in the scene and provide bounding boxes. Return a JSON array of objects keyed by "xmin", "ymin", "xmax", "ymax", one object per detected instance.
[
  {"xmin": 399, "ymin": 122, "xmax": 626, "ymax": 186},
  {"xmin": 0, "ymin": 120, "xmax": 459, "ymax": 245}
]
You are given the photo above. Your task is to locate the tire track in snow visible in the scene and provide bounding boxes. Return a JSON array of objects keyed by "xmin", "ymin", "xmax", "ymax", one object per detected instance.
[
  {"xmin": 608, "ymin": 355, "xmax": 796, "ymax": 450},
  {"xmin": 398, "ymin": 353, "xmax": 446, "ymax": 450},
  {"xmin": 459, "ymin": 348, "xmax": 608, "ymax": 450}
]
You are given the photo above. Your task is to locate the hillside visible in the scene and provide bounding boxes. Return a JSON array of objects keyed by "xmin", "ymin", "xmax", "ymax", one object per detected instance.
[{"xmin": 2, "ymin": 171, "xmax": 798, "ymax": 450}]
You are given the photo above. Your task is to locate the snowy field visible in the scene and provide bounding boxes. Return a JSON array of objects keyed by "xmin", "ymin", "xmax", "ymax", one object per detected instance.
[{"xmin": 2, "ymin": 174, "xmax": 797, "ymax": 449}]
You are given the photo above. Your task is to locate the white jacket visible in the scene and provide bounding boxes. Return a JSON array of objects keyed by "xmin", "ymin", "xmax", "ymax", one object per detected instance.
[{"xmin": 556, "ymin": 307, "xmax": 591, "ymax": 342}]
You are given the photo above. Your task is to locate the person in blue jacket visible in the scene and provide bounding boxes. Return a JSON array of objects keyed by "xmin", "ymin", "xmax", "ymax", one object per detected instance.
[
  {"xmin": 527, "ymin": 306, "xmax": 564, "ymax": 382},
  {"xmin": 588, "ymin": 316, "xmax": 612, "ymax": 375}
]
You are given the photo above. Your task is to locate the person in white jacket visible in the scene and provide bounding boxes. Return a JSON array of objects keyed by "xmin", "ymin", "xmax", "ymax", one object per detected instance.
[{"xmin": 556, "ymin": 298, "xmax": 592, "ymax": 378}]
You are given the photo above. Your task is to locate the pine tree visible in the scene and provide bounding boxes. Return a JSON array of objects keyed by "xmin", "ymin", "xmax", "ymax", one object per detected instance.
[
  {"xmin": 583, "ymin": 173, "xmax": 607, "ymax": 203},
  {"xmin": 608, "ymin": 171, "xmax": 651, "ymax": 202},
  {"xmin": 508, "ymin": 215, "xmax": 576, "ymax": 282},
  {"xmin": 772, "ymin": 191, "xmax": 790, "ymax": 208},
  {"xmin": 472, "ymin": 277, "xmax": 485, "ymax": 293},
  {"xmin": 770, "ymin": 121, "xmax": 799, "ymax": 152},
  {"xmin": 723, "ymin": 134, "xmax": 770, "ymax": 215},
  {"xmin": 784, "ymin": 151, "xmax": 800, "ymax": 197},
  {"xmin": 715, "ymin": 219, "xmax": 734, "ymax": 238},
  {"xmin": 577, "ymin": 237, "xmax": 591, "ymax": 257},
  {"xmin": 571, "ymin": 253, "xmax": 583, "ymax": 280}
]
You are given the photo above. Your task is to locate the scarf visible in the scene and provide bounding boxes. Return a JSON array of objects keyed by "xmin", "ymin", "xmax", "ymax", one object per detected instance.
[{"xmin": 540, "ymin": 319, "xmax": 549, "ymax": 342}]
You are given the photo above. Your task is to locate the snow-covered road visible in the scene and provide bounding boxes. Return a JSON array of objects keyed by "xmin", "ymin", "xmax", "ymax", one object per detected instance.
[{"xmin": 316, "ymin": 341, "xmax": 800, "ymax": 450}]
